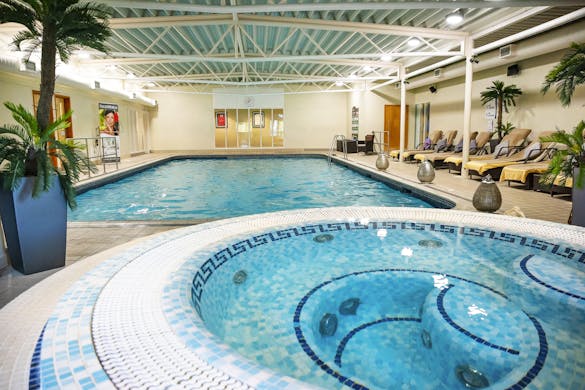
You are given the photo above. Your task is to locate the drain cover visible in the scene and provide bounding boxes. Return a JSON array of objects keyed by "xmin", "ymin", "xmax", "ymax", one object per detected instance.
[
  {"xmin": 313, "ymin": 234, "xmax": 334, "ymax": 243},
  {"xmin": 418, "ymin": 239, "xmax": 443, "ymax": 248}
]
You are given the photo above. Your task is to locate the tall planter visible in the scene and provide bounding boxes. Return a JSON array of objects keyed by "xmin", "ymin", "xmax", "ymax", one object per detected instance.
[
  {"xmin": 0, "ymin": 176, "xmax": 67, "ymax": 274},
  {"xmin": 572, "ymin": 167, "xmax": 585, "ymax": 227}
]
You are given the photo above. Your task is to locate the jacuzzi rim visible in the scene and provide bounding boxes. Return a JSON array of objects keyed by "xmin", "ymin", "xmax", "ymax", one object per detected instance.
[{"xmin": 28, "ymin": 207, "xmax": 585, "ymax": 390}]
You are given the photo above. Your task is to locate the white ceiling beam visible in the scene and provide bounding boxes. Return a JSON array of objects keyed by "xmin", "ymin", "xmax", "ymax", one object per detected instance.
[
  {"xmin": 89, "ymin": 50, "xmax": 461, "ymax": 66},
  {"xmin": 237, "ymin": 15, "xmax": 467, "ymax": 40},
  {"xmin": 98, "ymin": 1, "xmax": 585, "ymax": 13},
  {"xmin": 107, "ymin": 13, "xmax": 466, "ymax": 40}
]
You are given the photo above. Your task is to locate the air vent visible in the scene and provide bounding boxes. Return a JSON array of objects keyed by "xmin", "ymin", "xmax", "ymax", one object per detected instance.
[
  {"xmin": 434, "ymin": 68, "xmax": 442, "ymax": 78},
  {"xmin": 499, "ymin": 44, "xmax": 514, "ymax": 59}
]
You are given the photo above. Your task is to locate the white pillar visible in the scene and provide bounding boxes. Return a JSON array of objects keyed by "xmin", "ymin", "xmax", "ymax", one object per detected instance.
[
  {"xmin": 462, "ymin": 35, "xmax": 474, "ymax": 177},
  {"xmin": 399, "ymin": 65, "xmax": 406, "ymax": 162}
]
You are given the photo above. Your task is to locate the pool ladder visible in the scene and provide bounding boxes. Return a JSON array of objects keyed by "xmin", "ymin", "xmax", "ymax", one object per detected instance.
[{"xmin": 328, "ymin": 134, "xmax": 347, "ymax": 164}]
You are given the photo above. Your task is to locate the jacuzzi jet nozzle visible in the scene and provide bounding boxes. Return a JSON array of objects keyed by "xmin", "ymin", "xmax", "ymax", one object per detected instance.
[{"xmin": 455, "ymin": 364, "xmax": 489, "ymax": 389}]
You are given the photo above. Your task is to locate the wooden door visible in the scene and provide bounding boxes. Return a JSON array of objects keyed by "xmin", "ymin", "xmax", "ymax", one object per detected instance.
[{"xmin": 384, "ymin": 105, "xmax": 408, "ymax": 151}]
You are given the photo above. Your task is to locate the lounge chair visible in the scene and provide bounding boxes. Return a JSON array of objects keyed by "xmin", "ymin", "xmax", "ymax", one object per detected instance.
[
  {"xmin": 464, "ymin": 132, "xmax": 555, "ymax": 180},
  {"xmin": 414, "ymin": 131, "xmax": 487, "ymax": 168},
  {"xmin": 402, "ymin": 130, "xmax": 458, "ymax": 162},
  {"xmin": 444, "ymin": 128, "xmax": 532, "ymax": 174},
  {"xmin": 362, "ymin": 133, "xmax": 375, "ymax": 155},
  {"xmin": 500, "ymin": 161, "xmax": 552, "ymax": 189},
  {"xmin": 388, "ymin": 130, "xmax": 443, "ymax": 160}
]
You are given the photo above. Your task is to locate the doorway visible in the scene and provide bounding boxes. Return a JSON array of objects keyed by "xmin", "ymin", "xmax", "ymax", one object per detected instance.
[{"xmin": 384, "ymin": 104, "xmax": 408, "ymax": 151}]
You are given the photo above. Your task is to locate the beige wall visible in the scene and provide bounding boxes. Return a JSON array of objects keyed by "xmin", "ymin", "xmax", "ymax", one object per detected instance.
[
  {"xmin": 410, "ymin": 19, "xmax": 585, "ymax": 143},
  {"xmin": 0, "ymin": 70, "xmax": 154, "ymax": 157},
  {"xmin": 149, "ymin": 92, "xmax": 213, "ymax": 150}
]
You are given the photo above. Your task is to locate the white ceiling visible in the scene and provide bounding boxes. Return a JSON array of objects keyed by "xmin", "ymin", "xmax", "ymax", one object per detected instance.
[{"xmin": 1, "ymin": 1, "xmax": 585, "ymax": 95}]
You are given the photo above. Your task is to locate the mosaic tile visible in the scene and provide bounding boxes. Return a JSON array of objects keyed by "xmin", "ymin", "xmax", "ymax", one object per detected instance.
[{"xmin": 25, "ymin": 208, "xmax": 585, "ymax": 389}]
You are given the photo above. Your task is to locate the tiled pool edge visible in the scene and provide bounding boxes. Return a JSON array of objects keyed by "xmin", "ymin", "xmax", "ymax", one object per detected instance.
[{"xmin": 5, "ymin": 208, "xmax": 583, "ymax": 388}]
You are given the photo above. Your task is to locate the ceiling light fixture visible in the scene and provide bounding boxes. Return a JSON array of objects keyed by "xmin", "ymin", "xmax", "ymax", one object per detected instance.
[
  {"xmin": 407, "ymin": 38, "xmax": 421, "ymax": 48},
  {"xmin": 335, "ymin": 80, "xmax": 344, "ymax": 87},
  {"xmin": 362, "ymin": 65, "xmax": 373, "ymax": 73},
  {"xmin": 446, "ymin": 10, "xmax": 463, "ymax": 25},
  {"xmin": 380, "ymin": 54, "xmax": 393, "ymax": 62}
]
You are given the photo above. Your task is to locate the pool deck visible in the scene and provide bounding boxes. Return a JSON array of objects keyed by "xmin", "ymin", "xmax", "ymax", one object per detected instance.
[{"xmin": 0, "ymin": 150, "xmax": 577, "ymax": 389}]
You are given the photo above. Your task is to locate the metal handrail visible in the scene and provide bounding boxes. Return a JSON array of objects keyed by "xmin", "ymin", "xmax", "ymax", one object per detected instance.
[
  {"xmin": 67, "ymin": 136, "xmax": 120, "ymax": 179},
  {"xmin": 328, "ymin": 134, "xmax": 347, "ymax": 164}
]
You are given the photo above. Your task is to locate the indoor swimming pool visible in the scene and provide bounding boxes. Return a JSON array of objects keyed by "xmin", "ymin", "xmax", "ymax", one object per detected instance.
[
  {"xmin": 27, "ymin": 208, "xmax": 585, "ymax": 389},
  {"xmin": 69, "ymin": 156, "xmax": 452, "ymax": 221}
]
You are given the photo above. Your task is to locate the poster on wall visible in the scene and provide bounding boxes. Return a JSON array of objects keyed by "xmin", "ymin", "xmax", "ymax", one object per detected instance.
[
  {"xmin": 351, "ymin": 106, "xmax": 359, "ymax": 139},
  {"xmin": 98, "ymin": 103, "xmax": 120, "ymax": 162}
]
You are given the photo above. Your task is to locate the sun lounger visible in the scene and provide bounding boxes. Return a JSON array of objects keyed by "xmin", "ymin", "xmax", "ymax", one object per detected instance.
[
  {"xmin": 402, "ymin": 130, "xmax": 458, "ymax": 162},
  {"xmin": 464, "ymin": 132, "xmax": 555, "ymax": 180},
  {"xmin": 388, "ymin": 130, "xmax": 442, "ymax": 160},
  {"xmin": 499, "ymin": 161, "xmax": 552, "ymax": 189},
  {"xmin": 414, "ymin": 131, "xmax": 487, "ymax": 168},
  {"xmin": 444, "ymin": 128, "xmax": 532, "ymax": 174}
]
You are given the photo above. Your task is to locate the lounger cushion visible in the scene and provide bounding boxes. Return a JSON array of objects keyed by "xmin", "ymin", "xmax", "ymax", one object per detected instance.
[
  {"xmin": 493, "ymin": 140, "xmax": 508, "ymax": 157},
  {"xmin": 522, "ymin": 142, "xmax": 541, "ymax": 159},
  {"xmin": 435, "ymin": 138, "xmax": 447, "ymax": 152},
  {"xmin": 454, "ymin": 140, "xmax": 463, "ymax": 153}
]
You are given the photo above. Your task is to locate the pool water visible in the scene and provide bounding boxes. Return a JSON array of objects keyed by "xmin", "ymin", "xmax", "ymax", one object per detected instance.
[
  {"xmin": 192, "ymin": 221, "xmax": 585, "ymax": 389},
  {"xmin": 70, "ymin": 157, "xmax": 438, "ymax": 221}
]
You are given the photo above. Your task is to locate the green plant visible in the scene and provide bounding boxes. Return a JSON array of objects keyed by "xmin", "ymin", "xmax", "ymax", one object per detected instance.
[
  {"xmin": 541, "ymin": 42, "xmax": 585, "ymax": 107},
  {"xmin": 0, "ymin": 0, "xmax": 112, "ymax": 133},
  {"xmin": 499, "ymin": 122, "xmax": 516, "ymax": 137},
  {"xmin": 539, "ymin": 120, "xmax": 585, "ymax": 189},
  {"xmin": 0, "ymin": 102, "xmax": 95, "ymax": 208},
  {"xmin": 480, "ymin": 80, "xmax": 523, "ymax": 141}
]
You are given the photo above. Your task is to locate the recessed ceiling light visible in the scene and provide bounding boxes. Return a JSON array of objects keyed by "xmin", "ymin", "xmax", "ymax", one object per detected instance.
[
  {"xmin": 380, "ymin": 54, "xmax": 393, "ymax": 62},
  {"xmin": 446, "ymin": 11, "xmax": 463, "ymax": 25},
  {"xmin": 362, "ymin": 65, "xmax": 373, "ymax": 73},
  {"xmin": 407, "ymin": 38, "xmax": 421, "ymax": 48}
]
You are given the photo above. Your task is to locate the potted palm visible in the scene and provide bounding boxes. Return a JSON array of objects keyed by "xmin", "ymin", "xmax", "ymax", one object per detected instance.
[
  {"xmin": 0, "ymin": 0, "xmax": 112, "ymax": 273},
  {"xmin": 540, "ymin": 42, "xmax": 585, "ymax": 227},
  {"xmin": 0, "ymin": 103, "xmax": 96, "ymax": 273},
  {"xmin": 480, "ymin": 80, "xmax": 523, "ymax": 144}
]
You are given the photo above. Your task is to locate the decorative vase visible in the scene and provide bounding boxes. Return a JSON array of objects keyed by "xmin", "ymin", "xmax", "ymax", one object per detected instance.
[
  {"xmin": 417, "ymin": 160, "xmax": 435, "ymax": 183},
  {"xmin": 376, "ymin": 153, "xmax": 389, "ymax": 170},
  {"xmin": 472, "ymin": 174, "xmax": 502, "ymax": 213}
]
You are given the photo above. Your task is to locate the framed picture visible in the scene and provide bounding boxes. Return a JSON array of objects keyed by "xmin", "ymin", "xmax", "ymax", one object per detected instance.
[
  {"xmin": 252, "ymin": 111, "xmax": 265, "ymax": 128},
  {"xmin": 215, "ymin": 111, "xmax": 227, "ymax": 128}
]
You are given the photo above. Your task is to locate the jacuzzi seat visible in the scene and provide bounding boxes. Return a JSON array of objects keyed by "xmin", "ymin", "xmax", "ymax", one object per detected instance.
[
  {"xmin": 420, "ymin": 280, "xmax": 542, "ymax": 389},
  {"xmin": 506, "ymin": 254, "xmax": 585, "ymax": 329}
]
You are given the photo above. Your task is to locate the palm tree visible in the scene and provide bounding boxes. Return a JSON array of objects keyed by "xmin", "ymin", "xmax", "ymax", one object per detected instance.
[
  {"xmin": 0, "ymin": 0, "xmax": 112, "ymax": 133},
  {"xmin": 0, "ymin": 102, "xmax": 95, "ymax": 208},
  {"xmin": 539, "ymin": 121, "xmax": 585, "ymax": 189},
  {"xmin": 480, "ymin": 80, "xmax": 523, "ymax": 141},
  {"xmin": 541, "ymin": 42, "xmax": 585, "ymax": 107}
]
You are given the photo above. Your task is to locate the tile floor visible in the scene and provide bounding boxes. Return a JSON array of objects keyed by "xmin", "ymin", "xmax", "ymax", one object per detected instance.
[{"xmin": 0, "ymin": 149, "xmax": 574, "ymax": 309}]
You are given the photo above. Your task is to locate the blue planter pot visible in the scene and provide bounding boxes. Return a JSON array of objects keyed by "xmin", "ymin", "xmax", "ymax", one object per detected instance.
[{"xmin": 0, "ymin": 176, "xmax": 67, "ymax": 274}]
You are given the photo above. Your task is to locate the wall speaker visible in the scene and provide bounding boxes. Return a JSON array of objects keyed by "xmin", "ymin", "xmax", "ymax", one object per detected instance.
[
  {"xmin": 429, "ymin": 85, "xmax": 437, "ymax": 93},
  {"xmin": 507, "ymin": 64, "xmax": 520, "ymax": 76}
]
